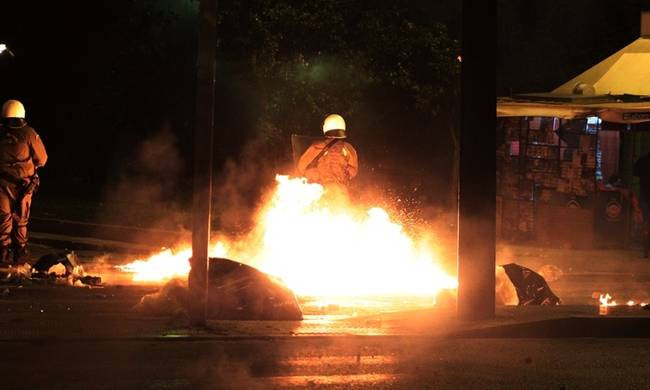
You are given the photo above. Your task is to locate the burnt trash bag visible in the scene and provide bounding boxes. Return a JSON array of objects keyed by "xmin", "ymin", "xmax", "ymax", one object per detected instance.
[
  {"xmin": 207, "ymin": 257, "xmax": 303, "ymax": 320},
  {"xmin": 501, "ymin": 263, "xmax": 561, "ymax": 306}
]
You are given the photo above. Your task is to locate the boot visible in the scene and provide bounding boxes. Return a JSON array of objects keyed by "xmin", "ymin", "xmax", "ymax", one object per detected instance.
[
  {"xmin": 13, "ymin": 245, "xmax": 30, "ymax": 265},
  {"xmin": 0, "ymin": 246, "xmax": 13, "ymax": 265}
]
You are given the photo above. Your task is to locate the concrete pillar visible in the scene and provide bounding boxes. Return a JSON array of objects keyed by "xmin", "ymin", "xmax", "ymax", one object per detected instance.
[
  {"xmin": 457, "ymin": 0, "xmax": 496, "ymax": 320},
  {"xmin": 189, "ymin": 0, "xmax": 218, "ymax": 326}
]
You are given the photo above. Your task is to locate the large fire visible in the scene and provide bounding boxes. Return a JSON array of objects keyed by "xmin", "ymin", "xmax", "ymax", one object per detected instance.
[
  {"xmin": 118, "ymin": 175, "xmax": 457, "ymax": 298},
  {"xmin": 116, "ymin": 242, "xmax": 227, "ymax": 282}
]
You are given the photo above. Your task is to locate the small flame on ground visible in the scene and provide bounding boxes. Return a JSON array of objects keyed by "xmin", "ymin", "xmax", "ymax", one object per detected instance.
[
  {"xmin": 599, "ymin": 293, "xmax": 617, "ymax": 307},
  {"xmin": 598, "ymin": 293, "xmax": 616, "ymax": 315},
  {"xmin": 597, "ymin": 294, "xmax": 647, "ymax": 314},
  {"xmin": 117, "ymin": 175, "xmax": 457, "ymax": 298}
]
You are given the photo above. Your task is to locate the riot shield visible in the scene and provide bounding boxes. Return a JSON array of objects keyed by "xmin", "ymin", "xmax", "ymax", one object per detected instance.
[{"xmin": 291, "ymin": 134, "xmax": 324, "ymax": 167}]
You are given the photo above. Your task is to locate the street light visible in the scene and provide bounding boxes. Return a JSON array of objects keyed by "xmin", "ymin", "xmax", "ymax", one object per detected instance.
[{"xmin": 0, "ymin": 43, "xmax": 15, "ymax": 57}]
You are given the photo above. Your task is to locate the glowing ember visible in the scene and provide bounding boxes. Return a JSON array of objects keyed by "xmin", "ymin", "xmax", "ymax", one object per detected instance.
[
  {"xmin": 597, "ymin": 293, "xmax": 617, "ymax": 315},
  {"xmin": 599, "ymin": 293, "xmax": 617, "ymax": 307},
  {"xmin": 627, "ymin": 300, "xmax": 636, "ymax": 307},
  {"xmin": 118, "ymin": 175, "xmax": 456, "ymax": 298}
]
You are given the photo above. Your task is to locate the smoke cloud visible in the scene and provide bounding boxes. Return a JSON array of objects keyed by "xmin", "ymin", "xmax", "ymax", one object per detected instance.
[
  {"xmin": 99, "ymin": 124, "xmax": 190, "ymax": 245},
  {"xmin": 212, "ymin": 138, "xmax": 294, "ymax": 234}
]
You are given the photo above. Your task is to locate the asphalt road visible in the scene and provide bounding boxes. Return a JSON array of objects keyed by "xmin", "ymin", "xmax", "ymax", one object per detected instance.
[
  {"xmin": 1, "ymin": 283, "xmax": 650, "ymax": 389},
  {"xmin": 2, "ymin": 235, "xmax": 648, "ymax": 388},
  {"xmin": 2, "ymin": 337, "xmax": 650, "ymax": 389}
]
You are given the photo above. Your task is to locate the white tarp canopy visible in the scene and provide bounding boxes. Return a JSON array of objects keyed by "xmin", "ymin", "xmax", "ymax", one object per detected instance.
[
  {"xmin": 497, "ymin": 97, "xmax": 650, "ymax": 123},
  {"xmin": 554, "ymin": 38, "xmax": 650, "ymax": 96},
  {"xmin": 497, "ymin": 36, "xmax": 650, "ymax": 123}
]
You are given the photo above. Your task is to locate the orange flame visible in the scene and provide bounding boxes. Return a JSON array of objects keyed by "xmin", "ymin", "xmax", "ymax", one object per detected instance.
[
  {"xmin": 116, "ymin": 242, "xmax": 227, "ymax": 282},
  {"xmin": 118, "ymin": 175, "xmax": 457, "ymax": 298},
  {"xmin": 599, "ymin": 293, "xmax": 617, "ymax": 307},
  {"xmin": 598, "ymin": 293, "xmax": 617, "ymax": 315}
]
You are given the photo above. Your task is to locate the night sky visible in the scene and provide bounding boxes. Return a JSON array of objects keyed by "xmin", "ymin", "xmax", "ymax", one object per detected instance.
[
  {"xmin": 0, "ymin": 1, "xmax": 646, "ymax": 216},
  {"xmin": 498, "ymin": 0, "xmax": 647, "ymax": 95},
  {"xmin": 1, "ymin": 1, "xmax": 198, "ymax": 202}
]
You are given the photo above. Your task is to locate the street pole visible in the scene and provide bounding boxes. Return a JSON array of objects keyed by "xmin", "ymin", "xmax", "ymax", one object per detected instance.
[
  {"xmin": 457, "ymin": 0, "xmax": 496, "ymax": 320},
  {"xmin": 189, "ymin": 0, "xmax": 218, "ymax": 326}
]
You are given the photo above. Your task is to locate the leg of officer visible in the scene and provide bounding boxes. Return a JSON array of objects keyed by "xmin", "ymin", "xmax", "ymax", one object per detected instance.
[{"xmin": 0, "ymin": 186, "xmax": 14, "ymax": 263}]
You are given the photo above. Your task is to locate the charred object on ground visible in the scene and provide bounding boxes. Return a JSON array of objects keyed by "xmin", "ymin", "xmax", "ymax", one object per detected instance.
[
  {"xmin": 1, "ymin": 251, "xmax": 101, "ymax": 286},
  {"xmin": 137, "ymin": 257, "xmax": 302, "ymax": 320},
  {"xmin": 502, "ymin": 263, "xmax": 561, "ymax": 305}
]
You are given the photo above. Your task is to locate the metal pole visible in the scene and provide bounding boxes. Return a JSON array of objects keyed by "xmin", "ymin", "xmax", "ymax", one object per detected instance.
[
  {"xmin": 457, "ymin": 0, "xmax": 496, "ymax": 320},
  {"xmin": 189, "ymin": 0, "xmax": 217, "ymax": 326}
]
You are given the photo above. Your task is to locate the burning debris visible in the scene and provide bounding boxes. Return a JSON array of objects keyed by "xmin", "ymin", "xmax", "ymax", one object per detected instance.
[
  {"xmin": 1, "ymin": 251, "xmax": 102, "ymax": 287},
  {"xmin": 208, "ymin": 257, "xmax": 302, "ymax": 320},
  {"xmin": 501, "ymin": 263, "xmax": 561, "ymax": 306},
  {"xmin": 135, "ymin": 257, "xmax": 302, "ymax": 320},
  {"xmin": 594, "ymin": 292, "xmax": 650, "ymax": 315},
  {"xmin": 598, "ymin": 293, "xmax": 617, "ymax": 308},
  {"xmin": 118, "ymin": 175, "xmax": 457, "ymax": 301},
  {"xmin": 594, "ymin": 293, "xmax": 649, "ymax": 308},
  {"xmin": 116, "ymin": 243, "xmax": 227, "ymax": 282}
]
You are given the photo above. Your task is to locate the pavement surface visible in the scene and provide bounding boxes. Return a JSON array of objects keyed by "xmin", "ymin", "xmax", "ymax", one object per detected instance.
[
  {"xmin": 1, "ymin": 283, "xmax": 650, "ymax": 389},
  {"xmin": 1, "ymin": 230, "xmax": 650, "ymax": 388},
  {"xmin": 3, "ymin": 337, "xmax": 650, "ymax": 389}
]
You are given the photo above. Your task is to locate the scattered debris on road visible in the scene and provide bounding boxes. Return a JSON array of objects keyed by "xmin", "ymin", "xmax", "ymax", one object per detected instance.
[{"xmin": 1, "ymin": 251, "xmax": 102, "ymax": 287}]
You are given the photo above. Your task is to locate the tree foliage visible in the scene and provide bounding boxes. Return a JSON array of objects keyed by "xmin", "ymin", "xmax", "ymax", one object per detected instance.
[
  {"xmin": 2, "ymin": 0, "xmax": 460, "ymax": 204},
  {"xmin": 216, "ymin": 0, "xmax": 460, "ymax": 166}
]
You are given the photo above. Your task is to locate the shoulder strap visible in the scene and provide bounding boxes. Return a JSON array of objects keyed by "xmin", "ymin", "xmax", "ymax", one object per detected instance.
[{"xmin": 305, "ymin": 138, "xmax": 339, "ymax": 170}]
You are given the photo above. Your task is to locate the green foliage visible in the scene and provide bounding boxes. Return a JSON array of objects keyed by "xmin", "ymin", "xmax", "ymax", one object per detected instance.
[
  {"xmin": 354, "ymin": 6, "xmax": 459, "ymax": 117},
  {"xmin": 216, "ymin": 0, "xmax": 460, "ymax": 157},
  {"xmin": 87, "ymin": 0, "xmax": 459, "ymax": 178}
]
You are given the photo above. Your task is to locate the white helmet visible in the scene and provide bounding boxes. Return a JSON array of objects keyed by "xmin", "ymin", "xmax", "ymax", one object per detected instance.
[
  {"xmin": 2, "ymin": 100, "xmax": 25, "ymax": 119},
  {"xmin": 322, "ymin": 114, "xmax": 346, "ymax": 138}
]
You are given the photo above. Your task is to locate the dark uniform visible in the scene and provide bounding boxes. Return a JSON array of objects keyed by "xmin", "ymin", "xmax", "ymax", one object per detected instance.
[{"xmin": 0, "ymin": 117, "xmax": 47, "ymax": 263}]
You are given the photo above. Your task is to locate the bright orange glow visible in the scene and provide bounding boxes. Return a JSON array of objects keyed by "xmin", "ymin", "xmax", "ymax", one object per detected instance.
[
  {"xmin": 118, "ymin": 175, "xmax": 457, "ymax": 298},
  {"xmin": 598, "ymin": 293, "xmax": 617, "ymax": 315},
  {"xmin": 116, "ymin": 242, "xmax": 227, "ymax": 282},
  {"xmin": 599, "ymin": 293, "xmax": 617, "ymax": 307},
  {"xmin": 627, "ymin": 300, "xmax": 636, "ymax": 306}
]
